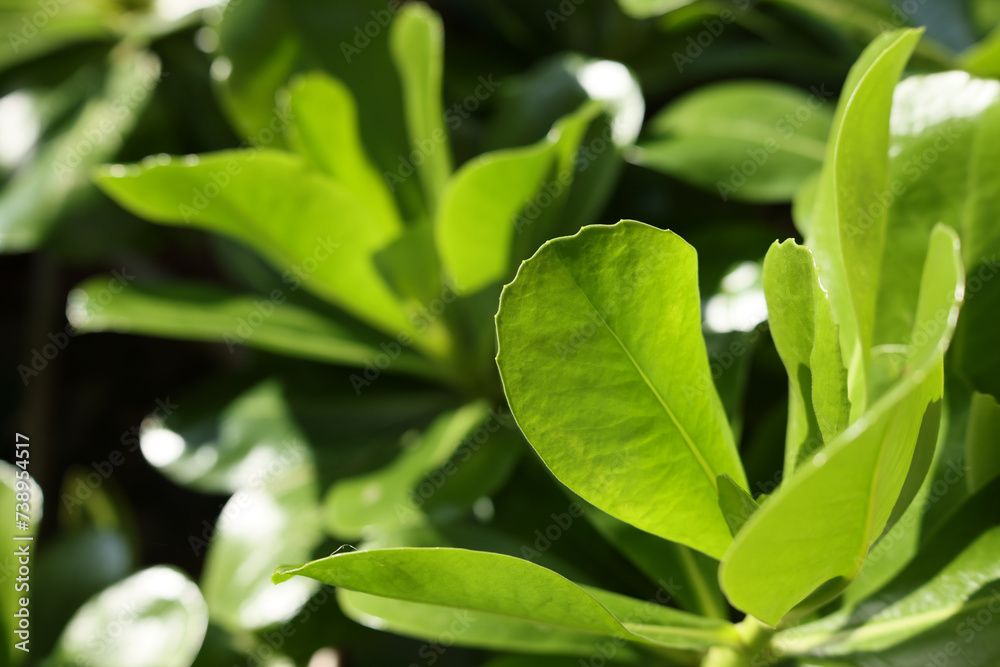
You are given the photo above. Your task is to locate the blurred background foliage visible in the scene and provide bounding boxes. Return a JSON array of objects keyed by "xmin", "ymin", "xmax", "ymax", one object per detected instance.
[{"xmin": 1, "ymin": 0, "xmax": 999, "ymax": 665}]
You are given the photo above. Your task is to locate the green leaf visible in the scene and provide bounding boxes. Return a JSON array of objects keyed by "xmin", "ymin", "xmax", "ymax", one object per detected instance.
[
  {"xmin": 215, "ymin": 0, "xmax": 424, "ymax": 218},
  {"xmin": 273, "ymin": 548, "xmax": 739, "ymax": 651},
  {"xmin": 390, "ymin": 3, "xmax": 451, "ymax": 214},
  {"xmin": 762, "ymin": 240, "xmax": 850, "ymax": 475},
  {"xmin": 870, "ymin": 70, "xmax": 1000, "ymax": 401},
  {"xmin": 1, "ymin": 461, "xmax": 41, "ymax": 664},
  {"xmin": 434, "ymin": 136, "xmax": 557, "ymax": 295},
  {"xmin": 496, "ymin": 221, "xmax": 747, "ymax": 559},
  {"xmin": 286, "ymin": 72, "xmax": 402, "ymax": 232},
  {"xmin": 776, "ymin": 477, "xmax": 1000, "ymax": 664},
  {"xmin": 717, "ymin": 473, "xmax": 760, "ymax": 537},
  {"xmin": 338, "ymin": 590, "xmax": 647, "ymax": 660},
  {"xmin": 962, "ymin": 24, "xmax": 1000, "ymax": 77},
  {"xmin": 50, "ymin": 566, "xmax": 208, "ymax": 667},
  {"xmin": 634, "ymin": 80, "xmax": 833, "ymax": 203},
  {"xmin": 66, "ymin": 279, "xmax": 446, "ymax": 381},
  {"xmin": 615, "ymin": 0, "xmax": 699, "ymax": 19},
  {"xmin": 805, "ymin": 28, "xmax": 922, "ymax": 415},
  {"xmin": 0, "ymin": 46, "xmax": 159, "ymax": 252},
  {"xmin": 94, "ymin": 151, "xmax": 449, "ymax": 358},
  {"xmin": 720, "ymin": 224, "xmax": 964, "ymax": 625},
  {"xmin": 324, "ymin": 402, "xmax": 490, "ymax": 538}
]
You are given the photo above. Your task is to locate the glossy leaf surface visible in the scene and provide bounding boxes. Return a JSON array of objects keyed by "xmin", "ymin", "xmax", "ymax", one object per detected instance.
[{"xmin": 496, "ymin": 221, "xmax": 746, "ymax": 559}]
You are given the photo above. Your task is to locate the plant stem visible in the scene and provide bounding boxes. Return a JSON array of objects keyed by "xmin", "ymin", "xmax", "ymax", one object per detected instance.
[{"xmin": 701, "ymin": 616, "xmax": 776, "ymax": 667}]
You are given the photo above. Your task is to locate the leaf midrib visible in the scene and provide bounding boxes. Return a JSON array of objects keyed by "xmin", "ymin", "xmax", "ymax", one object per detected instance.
[{"xmin": 552, "ymin": 252, "xmax": 719, "ymax": 490}]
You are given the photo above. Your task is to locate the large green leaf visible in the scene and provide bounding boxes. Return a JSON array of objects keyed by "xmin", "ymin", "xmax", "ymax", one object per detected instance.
[
  {"xmin": 273, "ymin": 548, "xmax": 739, "ymax": 652},
  {"xmin": 762, "ymin": 240, "xmax": 850, "ymax": 475},
  {"xmin": 286, "ymin": 72, "xmax": 401, "ymax": 232},
  {"xmin": 50, "ymin": 566, "xmax": 208, "ymax": 667},
  {"xmin": 721, "ymin": 224, "xmax": 964, "ymax": 625},
  {"xmin": 776, "ymin": 477, "xmax": 1000, "ymax": 665},
  {"xmin": 324, "ymin": 402, "xmax": 489, "ymax": 538},
  {"xmin": 0, "ymin": 461, "xmax": 41, "ymax": 665},
  {"xmin": 94, "ymin": 151, "xmax": 449, "ymax": 357},
  {"xmin": 65, "ymin": 279, "xmax": 446, "ymax": 381},
  {"xmin": 634, "ymin": 81, "xmax": 833, "ymax": 203},
  {"xmin": 805, "ymin": 28, "xmax": 922, "ymax": 415},
  {"xmin": 390, "ymin": 3, "xmax": 451, "ymax": 214},
  {"xmin": 496, "ymin": 221, "xmax": 747, "ymax": 559}
]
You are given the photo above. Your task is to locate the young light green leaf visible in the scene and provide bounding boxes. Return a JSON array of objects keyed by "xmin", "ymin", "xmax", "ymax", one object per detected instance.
[
  {"xmin": 66, "ymin": 279, "xmax": 445, "ymax": 382},
  {"xmin": 50, "ymin": 567, "xmax": 208, "ymax": 667},
  {"xmin": 721, "ymin": 224, "xmax": 964, "ymax": 625},
  {"xmin": 434, "ymin": 140, "xmax": 555, "ymax": 294},
  {"xmin": 94, "ymin": 151, "xmax": 450, "ymax": 358},
  {"xmin": 390, "ymin": 3, "xmax": 451, "ymax": 214},
  {"xmin": 805, "ymin": 28, "xmax": 922, "ymax": 415},
  {"xmin": 962, "ymin": 24, "xmax": 1000, "ymax": 77},
  {"xmin": 634, "ymin": 81, "xmax": 833, "ymax": 203},
  {"xmin": 273, "ymin": 548, "xmax": 739, "ymax": 651},
  {"xmin": 615, "ymin": 0, "xmax": 698, "ymax": 19},
  {"xmin": 717, "ymin": 474, "xmax": 760, "ymax": 537},
  {"xmin": 871, "ymin": 70, "xmax": 1000, "ymax": 401},
  {"xmin": 286, "ymin": 72, "xmax": 401, "ymax": 231},
  {"xmin": 324, "ymin": 402, "xmax": 489, "ymax": 538},
  {"xmin": 762, "ymin": 240, "xmax": 850, "ymax": 475},
  {"xmin": 496, "ymin": 221, "xmax": 747, "ymax": 559}
]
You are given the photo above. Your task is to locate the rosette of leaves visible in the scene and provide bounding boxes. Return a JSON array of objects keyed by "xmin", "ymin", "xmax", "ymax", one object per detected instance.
[
  {"xmin": 272, "ymin": 29, "xmax": 1000, "ymax": 667},
  {"xmin": 64, "ymin": 2, "xmax": 646, "ymax": 663}
]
